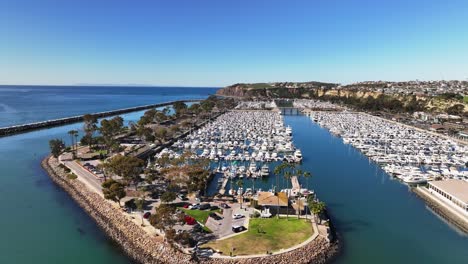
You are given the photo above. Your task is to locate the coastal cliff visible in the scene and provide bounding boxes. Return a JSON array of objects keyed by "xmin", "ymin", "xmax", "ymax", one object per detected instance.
[{"xmin": 217, "ymin": 83, "xmax": 468, "ymax": 114}]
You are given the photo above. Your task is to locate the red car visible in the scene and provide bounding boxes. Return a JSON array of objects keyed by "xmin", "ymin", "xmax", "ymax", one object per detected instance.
[{"xmin": 143, "ymin": 212, "xmax": 151, "ymax": 219}]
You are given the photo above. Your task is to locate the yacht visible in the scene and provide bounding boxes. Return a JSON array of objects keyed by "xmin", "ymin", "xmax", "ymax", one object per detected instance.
[
  {"xmin": 294, "ymin": 149, "xmax": 303, "ymax": 162},
  {"xmin": 249, "ymin": 161, "xmax": 257, "ymax": 173},
  {"xmin": 403, "ymin": 176, "xmax": 427, "ymax": 184},
  {"xmin": 260, "ymin": 164, "xmax": 270, "ymax": 177}
]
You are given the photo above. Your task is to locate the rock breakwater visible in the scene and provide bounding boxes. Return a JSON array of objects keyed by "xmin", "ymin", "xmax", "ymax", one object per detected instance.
[{"xmin": 42, "ymin": 155, "xmax": 339, "ymax": 263}]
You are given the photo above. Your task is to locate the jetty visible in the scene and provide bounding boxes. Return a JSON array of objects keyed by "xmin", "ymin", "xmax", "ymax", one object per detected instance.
[
  {"xmin": 218, "ymin": 178, "xmax": 229, "ymax": 195},
  {"xmin": 0, "ymin": 99, "xmax": 202, "ymax": 137},
  {"xmin": 291, "ymin": 176, "xmax": 301, "ymax": 191}
]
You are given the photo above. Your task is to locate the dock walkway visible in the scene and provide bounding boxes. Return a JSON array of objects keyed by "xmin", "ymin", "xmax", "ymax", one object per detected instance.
[
  {"xmin": 291, "ymin": 176, "xmax": 301, "ymax": 191},
  {"xmin": 219, "ymin": 178, "xmax": 229, "ymax": 195}
]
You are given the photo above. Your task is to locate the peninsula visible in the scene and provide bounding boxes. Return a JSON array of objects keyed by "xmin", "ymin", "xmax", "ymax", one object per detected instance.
[{"xmin": 42, "ymin": 96, "xmax": 339, "ymax": 264}]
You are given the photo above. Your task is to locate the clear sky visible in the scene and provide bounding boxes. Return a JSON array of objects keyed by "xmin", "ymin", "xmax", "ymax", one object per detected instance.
[{"xmin": 1, "ymin": 0, "xmax": 468, "ymax": 86}]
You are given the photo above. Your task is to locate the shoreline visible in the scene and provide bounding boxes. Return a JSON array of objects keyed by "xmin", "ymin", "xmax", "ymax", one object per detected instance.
[
  {"xmin": 41, "ymin": 155, "xmax": 340, "ymax": 263},
  {"xmin": 413, "ymin": 187, "xmax": 468, "ymax": 234},
  {"xmin": 0, "ymin": 99, "xmax": 202, "ymax": 137}
]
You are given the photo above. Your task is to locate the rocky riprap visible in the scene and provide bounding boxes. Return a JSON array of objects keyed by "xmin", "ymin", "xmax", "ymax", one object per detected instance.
[{"xmin": 42, "ymin": 155, "xmax": 339, "ymax": 264}]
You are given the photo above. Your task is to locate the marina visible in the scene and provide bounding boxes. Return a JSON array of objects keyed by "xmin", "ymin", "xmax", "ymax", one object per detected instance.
[
  {"xmin": 154, "ymin": 110, "xmax": 304, "ymax": 195},
  {"xmin": 307, "ymin": 111, "xmax": 468, "ymax": 185}
]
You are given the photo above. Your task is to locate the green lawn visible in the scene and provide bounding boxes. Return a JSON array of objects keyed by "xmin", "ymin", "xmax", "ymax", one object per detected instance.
[
  {"xmin": 180, "ymin": 208, "xmax": 220, "ymax": 224},
  {"xmin": 203, "ymin": 217, "xmax": 313, "ymax": 256}
]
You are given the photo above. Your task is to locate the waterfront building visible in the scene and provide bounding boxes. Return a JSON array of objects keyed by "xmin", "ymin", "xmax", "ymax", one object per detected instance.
[
  {"xmin": 256, "ymin": 191, "xmax": 289, "ymax": 208},
  {"xmin": 428, "ymin": 180, "xmax": 468, "ymax": 215}
]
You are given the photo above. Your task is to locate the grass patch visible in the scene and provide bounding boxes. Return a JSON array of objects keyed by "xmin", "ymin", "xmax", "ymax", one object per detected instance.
[
  {"xmin": 66, "ymin": 173, "xmax": 77, "ymax": 180},
  {"xmin": 202, "ymin": 217, "xmax": 313, "ymax": 256},
  {"xmin": 180, "ymin": 208, "xmax": 221, "ymax": 225}
]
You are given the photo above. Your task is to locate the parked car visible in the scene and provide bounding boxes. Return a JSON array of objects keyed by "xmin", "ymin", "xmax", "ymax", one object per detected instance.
[
  {"xmin": 233, "ymin": 213, "xmax": 244, "ymax": 219},
  {"xmin": 220, "ymin": 203, "xmax": 230, "ymax": 209},
  {"xmin": 199, "ymin": 203, "xmax": 211, "ymax": 210},
  {"xmin": 143, "ymin": 212, "xmax": 151, "ymax": 219},
  {"xmin": 190, "ymin": 204, "xmax": 200, "ymax": 210},
  {"xmin": 209, "ymin": 213, "xmax": 222, "ymax": 221},
  {"xmin": 232, "ymin": 225, "xmax": 246, "ymax": 233},
  {"xmin": 177, "ymin": 194, "xmax": 188, "ymax": 201}
]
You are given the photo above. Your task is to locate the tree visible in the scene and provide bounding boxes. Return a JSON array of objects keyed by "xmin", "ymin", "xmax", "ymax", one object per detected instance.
[
  {"xmin": 303, "ymin": 171, "xmax": 312, "ymax": 190},
  {"xmin": 99, "ymin": 116, "xmax": 124, "ymax": 152},
  {"xmin": 149, "ymin": 204, "xmax": 177, "ymax": 231},
  {"xmin": 154, "ymin": 127, "xmax": 168, "ymax": 143},
  {"xmin": 446, "ymin": 104, "xmax": 464, "ymax": 116},
  {"xmin": 273, "ymin": 162, "xmax": 295, "ymax": 219},
  {"xmin": 83, "ymin": 114, "xmax": 98, "ymax": 148},
  {"xmin": 161, "ymin": 191, "xmax": 177, "ymax": 203},
  {"xmin": 102, "ymin": 179, "xmax": 126, "ymax": 206},
  {"xmin": 173, "ymin": 101, "xmax": 187, "ymax": 116},
  {"xmin": 283, "ymin": 171, "xmax": 292, "ymax": 219},
  {"xmin": 309, "ymin": 198, "xmax": 326, "ymax": 224},
  {"xmin": 236, "ymin": 179, "xmax": 244, "ymax": 209},
  {"xmin": 49, "ymin": 139, "xmax": 65, "ymax": 158},
  {"xmin": 67, "ymin": 130, "xmax": 78, "ymax": 158},
  {"xmin": 188, "ymin": 103, "xmax": 201, "ymax": 114},
  {"xmin": 135, "ymin": 197, "xmax": 145, "ymax": 226},
  {"xmin": 103, "ymin": 155, "xmax": 144, "ymax": 189}
]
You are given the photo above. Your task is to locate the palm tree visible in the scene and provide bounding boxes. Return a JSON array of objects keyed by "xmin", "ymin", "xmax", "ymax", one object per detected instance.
[
  {"xmin": 284, "ymin": 171, "xmax": 292, "ymax": 219},
  {"xmin": 273, "ymin": 162, "xmax": 292, "ymax": 219},
  {"xmin": 236, "ymin": 179, "xmax": 244, "ymax": 209},
  {"xmin": 68, "ymin": 130, "xmax": 78, "ymax": 159},
  {"xmin": 303, "ymin": 171, "xmax": 312, "ymax": 190}
]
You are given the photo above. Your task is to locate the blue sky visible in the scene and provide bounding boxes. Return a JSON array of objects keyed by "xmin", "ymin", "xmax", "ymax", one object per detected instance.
[{"xmin": 1, "ymin": 0, "xmax": 468, "ymax": 86}]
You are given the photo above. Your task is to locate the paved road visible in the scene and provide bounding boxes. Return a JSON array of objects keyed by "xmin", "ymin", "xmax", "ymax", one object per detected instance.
[{"xmin": 63, "ymin": 160, "xmax": 103, "ymax": 194}]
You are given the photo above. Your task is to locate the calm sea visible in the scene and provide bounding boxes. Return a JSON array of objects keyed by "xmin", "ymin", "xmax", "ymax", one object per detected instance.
[
  {"xmin": 0, "ymin": 87, "xmax": 466, "ymax": 264},
  {"xmin": 0, "ymin": 85, "xmax": 218, "ymax": 127}
]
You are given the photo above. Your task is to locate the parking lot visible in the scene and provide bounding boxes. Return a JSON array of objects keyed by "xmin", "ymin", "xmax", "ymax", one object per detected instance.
[{"xmin": 205, "ymin": 203, "xmax": 252, "ymax": 238}]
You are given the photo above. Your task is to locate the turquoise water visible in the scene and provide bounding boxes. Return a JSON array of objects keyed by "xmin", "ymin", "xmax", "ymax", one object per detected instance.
[{"xmin": 0, "ymin": 88, "xmax": 467, "ymax": 263}]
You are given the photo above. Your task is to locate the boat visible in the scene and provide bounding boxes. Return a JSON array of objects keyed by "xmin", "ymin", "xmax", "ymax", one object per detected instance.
[
  {"xmin": 294, "ymin": 149, "xmax": 303, "ymax": 162},
  {"xmin": 260, "ymin": 164, "xmax": 270, "ymax": 177},
  {"xmin": 249, "ymin": 161, "xmax": 257, "ymax": 173},
  {"xmin": 403, "ymin": 176, "xmax": 427, "ymax": 184}
]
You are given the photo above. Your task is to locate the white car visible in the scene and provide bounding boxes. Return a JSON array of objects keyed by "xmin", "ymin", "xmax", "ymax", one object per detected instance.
[{"xmin": 233, "ymin": 213, "xmax": 244, "ymax": 219}]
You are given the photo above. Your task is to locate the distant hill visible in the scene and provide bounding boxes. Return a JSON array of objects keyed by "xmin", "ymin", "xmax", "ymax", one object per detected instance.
[{"xmin": 216, "ymin": 81, "xmax": 467, "ymax": 115}]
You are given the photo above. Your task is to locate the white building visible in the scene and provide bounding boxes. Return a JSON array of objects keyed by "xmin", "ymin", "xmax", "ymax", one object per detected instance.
[{"xmin": 428, "ymin": 180, "xmax": 468, "ymax": 216}]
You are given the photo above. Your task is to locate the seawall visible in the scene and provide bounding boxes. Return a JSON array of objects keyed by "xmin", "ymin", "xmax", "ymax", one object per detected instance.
[
  {"xmin": 42, "ymin": 154, "xmax": 340, "ymax": 264},
  {"xmin": 413, "ymin": 187, "xmax": 468, "ymax": 234},
  {"xmin": 1, "ymin": 99, "xmax": 202, "ymax": 137}
]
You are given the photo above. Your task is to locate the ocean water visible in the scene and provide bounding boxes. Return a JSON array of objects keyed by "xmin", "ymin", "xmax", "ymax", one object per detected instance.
[
  {"xmin": 0, "ymin": 85, "xmax": 217, "ymax": 127},
  {"xmin": 0, "ymin": 87, "xmax": 467, "ymax": 264}
]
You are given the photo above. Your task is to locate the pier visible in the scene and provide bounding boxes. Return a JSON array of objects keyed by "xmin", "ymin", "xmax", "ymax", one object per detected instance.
[
  {"xmin": 0, "ymin": 99, "xmax": 202, "ymax": 137},
  {"xmin": 291, "ymin": 176, "xmax": 301, "ymax": 191},
  {"xmin": 218, "ymin": 178, "xmax": 229, "ymax": 195}
]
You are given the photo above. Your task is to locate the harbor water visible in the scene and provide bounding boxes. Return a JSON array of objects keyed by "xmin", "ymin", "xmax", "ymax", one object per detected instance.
[
  {"xmin": 285, "ymin": 114, "xmax": 468, "ymax": 264},
  {"xmin": 0, "ymin": 87, "xmax": 467, "ymax": 263}
]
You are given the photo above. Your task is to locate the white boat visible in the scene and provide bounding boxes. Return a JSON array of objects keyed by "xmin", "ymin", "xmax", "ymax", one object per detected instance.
[
  {"xmin": 249, "ymin": 161, "xmax": 257, "ymax": 173},
  {"xmin": 403, "ymin": 176, "xmax": 427, "ymax": 184},
  {"xmin": 294, "ymin": 149, "xmax": 302, "ymax": 162},
  {"xmin": 260, "ymin": 164, "xmax": 270, "ymax": 177}
]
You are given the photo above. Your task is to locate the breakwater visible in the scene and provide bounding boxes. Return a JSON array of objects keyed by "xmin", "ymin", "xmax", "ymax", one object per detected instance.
[
  {"xmin": 0, "ymin": 99, "xmax": 202, "ymax": 137},
  {"xmin": 42, "ymin": 154, "xmax": 338, "ymax": 264}
]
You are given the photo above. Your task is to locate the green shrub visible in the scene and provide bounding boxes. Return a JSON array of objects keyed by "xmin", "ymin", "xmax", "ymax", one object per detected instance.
[{"xmin": 67, "ymin": 173, "xmax": 77, "ymax": 180}]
